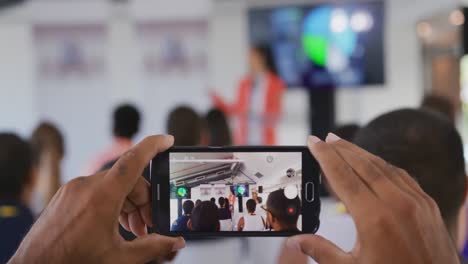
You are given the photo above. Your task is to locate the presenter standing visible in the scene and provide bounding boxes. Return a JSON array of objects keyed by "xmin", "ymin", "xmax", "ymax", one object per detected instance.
[{"xmin": 212, "ymin": 45, "xmax": 285, "ymax": 145}]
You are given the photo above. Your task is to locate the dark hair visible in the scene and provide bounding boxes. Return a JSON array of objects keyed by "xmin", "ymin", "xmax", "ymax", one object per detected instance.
[
  {"xmin": 266, "ymin": 189, "xmax": 301, "ymax": 228},
  {"xmin": 205, "ymin": 108, "xmax": 232, "ymax": 146},
  {"xmin": 167, "ymin": 106, "xmax": 202, "ymax": 146},
  {"xmin": 183, "ymin": 200, "xmax": 195, "ymax": 215},
  {"xmin": 0, "ymin": 133, "xmax": 33, "ymax": 200},
  {"xmin": 195, "ymin": 199, "xmax": 202, "ymax": 207},
  {"xmin": 218, "ymin": 197, "xmax": 226, "ymax": 207},
  {"xmin": 210, "ymin": 197, "xmax": 216, "ymax": 204},
  {"xmin": 332, "ymin": 124, "xmax": 360, "ymax": 142},
  {"xmin": 246, "ymin": 199, "xmax": 257, "ymax": 213},
  {"xmin": 224, "ymin": 198, "xmax": 229, "ymax": 206},
  {"xmin": 354, "ymin": 109, "xmax": 466, "ymax": 230},
  {"xmin": 31, "ymin": 122, "xmax": 65, "ymax": 165},
  {"xmin": 421, "ymin": 95, "xmax": 455, "ymax": 123},
  {"xmin": 113, "ymin": 104, "xmax": 141, "ymax": 139},
  {"xmin": 190, "ymin": 201, "xmax": 219, "ymax": 232},
  {"xmin": 252, "ymin": 44, "xmax": 277, "ymax": 75},
  {"xmin": 256, "ymin": 196, "xmax": 263, "ymax": 204}
]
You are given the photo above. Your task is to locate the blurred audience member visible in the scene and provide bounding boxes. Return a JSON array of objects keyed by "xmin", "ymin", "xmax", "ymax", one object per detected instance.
[
  {"xmin": 195, "ymin": 199, "xmax": 202, "ymax": 208},
  {"xmin": 30, "ymin": 122, "xmax": 64, "ymax": 215},
  {"xmin": 238, "ymin": 199, "xmax": 265, "ymax": 231},
  {"xmin": 0, "ymin": 134, "xmax": 35, "ymax": 263},
  {"xmin": 167, "ymin": 106, "xmax": 204, "ymax": 146},
  {"xmin": 188, "ymin": 201, "xmax": 220, "ymax": 232},
  {"xmin": 218, "ymin": 197, "xmax": 231, "ymax": 220},
  {"xmin": 210, "ymin": 197, "xmax": 216, "ymax": 206},
  {"xmin": 84, "ymin": 104, "xmax": 141, "ymax": 174},
  {"xmin": 212, "ymin": 45, "xmax": 285, "ymax": 145},
  {"xmin": 354, "ymin": 109, "xmax": 466, "ymax": 261},
  {"xmin": 205, "ymin": 108, "xmax": 232, "ymax": 146},
  {"xmin": 266, "ymin": 189, "xmax": 300, "ymax": 232},
  {"xmin": 171, "ymin": 200, "xmax": 195, "ymax": 232},
  {"xmin": 421, "ymin": 94, "xmax": 456, "ymax": 123}
]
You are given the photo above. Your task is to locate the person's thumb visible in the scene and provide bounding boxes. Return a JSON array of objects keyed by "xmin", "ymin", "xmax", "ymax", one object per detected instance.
[
  {"xmin": 287, "ymin": 235, "xmax": 351, "ymax": 263},
  {"xmin": 124, "ymin": 234, "xmax": 186, "ymax": 264}
]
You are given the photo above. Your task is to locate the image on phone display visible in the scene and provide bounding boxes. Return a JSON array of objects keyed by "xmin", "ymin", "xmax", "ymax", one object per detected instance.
[{"xmin": 168, "ymin": 152, "xmax": 303, "ymax": 233}]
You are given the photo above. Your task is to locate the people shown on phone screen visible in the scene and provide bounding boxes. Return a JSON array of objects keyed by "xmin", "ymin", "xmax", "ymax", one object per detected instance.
[
  {"xmin": 266, "ymin": 189, "xmax": 301, "ymax": 232},
  {"xmin": 237, "ymin": 199, "xmax": 265, "ymax": 231},
  {"xmin": 218, "ymin": 197, "xmax": 231, "ymax": 220},
  {"xmin": 188, "ymin": 201, "xmax": 220, "ymax": 232},
  {"xmin": 171, "ymin": 200, "xmax": 195, "ymax": 232}
]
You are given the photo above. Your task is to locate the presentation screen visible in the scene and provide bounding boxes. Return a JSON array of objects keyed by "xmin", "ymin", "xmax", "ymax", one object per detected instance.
[{"xmin": 248, "ymin": 2, "xmax": 385, "ymax": 88}]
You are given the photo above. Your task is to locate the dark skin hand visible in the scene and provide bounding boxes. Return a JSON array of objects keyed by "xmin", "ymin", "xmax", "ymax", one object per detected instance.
[
  {"xmin": 287, "ymin": 134, "xmax": 460, "ymax": 264},
  {"xmin": 9, "ymin": 135, "xmax": 185, "ymax": 264}
]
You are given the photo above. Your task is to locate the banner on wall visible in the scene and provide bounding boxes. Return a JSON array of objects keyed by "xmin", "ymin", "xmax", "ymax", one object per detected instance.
[
  {"xmin": 33, "ymin": 24, "xmax": 110, "ymax": 183},
  {"xmin": 135, "ymin": 20, "xmax": 210, "ymax": 135},
  {"xmin": 136, "ymin": 21, "xmax": 208, "ymax": 77},
  {"xmin": 34, "ymin": 24, "xmax": 107, "ymax": 81}
]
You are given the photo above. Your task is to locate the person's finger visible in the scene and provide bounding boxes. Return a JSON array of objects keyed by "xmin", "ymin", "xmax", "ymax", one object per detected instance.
[
  {"xmin": 124, "ymin": 234, "xmax": 185, "ymax": 264},
  {"xmin": 129, "ymin": 210, "xmax": 147, "ymax": 237},
  {"xmin": 126, "ymin": 177, "xmax": 152, "ymax": 227},
  {"xmin": 287, "ymin": 235, "xmax": 351, "ymax": 263},
  {"xmin": 326, "ymin": 133, "xmax": 426, "ymax": 205},
  {"xmin": 105, "ymin": 135, "xmax": 174, "ymax": 201},
  {"xmin": 119, "ymin": 213, "xmax": 131, "ymax": 232},
  {"xmin": 308, "ymin": 136, "xmax": 376, "ymax": 215},
  {"xmin": 330, "ymin": 145, "xmax": 405, "ymax": 201}
]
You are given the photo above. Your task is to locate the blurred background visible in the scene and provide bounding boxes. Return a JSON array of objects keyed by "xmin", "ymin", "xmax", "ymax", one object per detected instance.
[
  {"xmin": 0, "ymin": 0, "xmax": 467, "ymax": 263},
  {"xmin": 0, "ymin": 0, "xmax": 464, "ymax": 183}
]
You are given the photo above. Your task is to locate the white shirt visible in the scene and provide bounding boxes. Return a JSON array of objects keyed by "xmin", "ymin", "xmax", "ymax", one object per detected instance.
[{"xmin": 243, "ymin": 213, "xmax": 265, "ymax": 231}]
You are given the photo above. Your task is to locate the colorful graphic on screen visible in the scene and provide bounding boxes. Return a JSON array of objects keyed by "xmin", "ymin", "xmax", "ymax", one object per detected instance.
[{"xmin": 248, "ymin": 3, "xmax": 384, "ymax": 88}]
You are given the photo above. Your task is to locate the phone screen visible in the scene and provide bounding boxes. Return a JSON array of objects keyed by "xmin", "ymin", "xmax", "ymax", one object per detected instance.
[
  {"xmin": 168, "ymin": 151, "xmax": 303, "ymax": 233},
  {"xmin": 152, "ymin": 146, "xmax": 320, "ymax": 237}
]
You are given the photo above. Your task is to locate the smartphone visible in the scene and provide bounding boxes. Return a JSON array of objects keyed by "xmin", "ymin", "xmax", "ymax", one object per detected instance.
[{"xmin": 151, "ymin": 146, "xmax": 320, "ymax": 238}]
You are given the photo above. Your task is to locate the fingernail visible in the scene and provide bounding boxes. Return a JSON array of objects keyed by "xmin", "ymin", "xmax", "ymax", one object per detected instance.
[
  {"xmin": 308, "ymin": 136, "xmax": 322, "ymax": 144},
  {"xmin": 286, "ymin": 237, "xmax": 301, "ymax": 252},
  {"xmin": 326, "ymin": 133, "xmax": 341, "ymax": 143},
  {"xmin": 172, "ymin": 238, "xmax": 186, "ymax": 252}
]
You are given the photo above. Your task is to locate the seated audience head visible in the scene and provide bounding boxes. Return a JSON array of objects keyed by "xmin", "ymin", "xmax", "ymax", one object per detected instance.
[
  {"xmin": 256, "ymin": 196, "xmax": 263, "ymax": 204},
  {"xmin": 113, "ymin": 104, "xmax": 141, "ymax": 140},
  {"xmin": 183, "ymin": 200, "xmax": 194, "ymax": 216},
  {"xmin": 0, "ymin": 134, "xmax": 34, "ymax": 203},
  {"xmin": 210, "ymin": 197, "xmax": 216, "ymax": 204},
  {"xmin": 266, "ymin": 189, "xmax": 301, "ymax": 232},
  {"xmin": 167, "ymin": 106, "xmax": 203, "ymax": 146},
  {"xmin": 332, "ymin": 124, "xmax": 360, "ymax": 142},
  {"xmin": 224, "ymin": 197, "xmax": 229, "ymax": 206},
  {"xmin": 31, "ymin": 122, "xmax": 65, "ymax": 162},
  {"xmin": 421, "ymin": 95, "xmax": 456, "ymax": 123},
  {"xmin": 218, "ymin": 197, "xmax": 226, "ymax": 208},
  {"xmin": 246, "ymin": 199, "xmax": 257, "ymax": 214},
  {"xmin": 354, "ymin": 109, "xmax": 466, "ymax": 241},
  {"xmin": 205, "ymin": 108, "xmax": 232, "ymax": 146},
  {"xmin": 195, "ymin": 199, "xmax": 202, "ymax": 207},
  {"xmin": 188, "ymin": 201, "xmax": 220, "ymax": 232}
]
